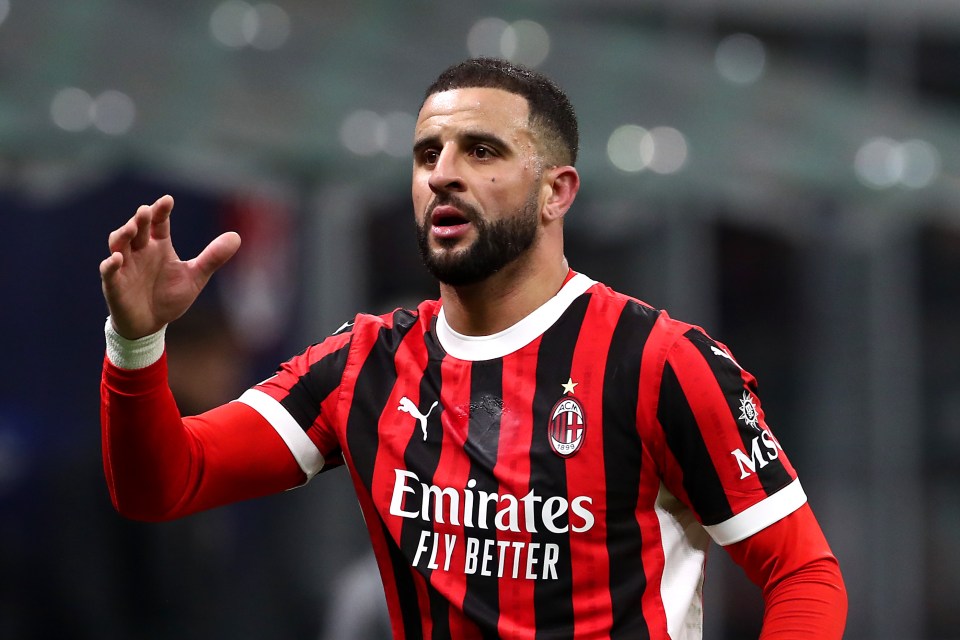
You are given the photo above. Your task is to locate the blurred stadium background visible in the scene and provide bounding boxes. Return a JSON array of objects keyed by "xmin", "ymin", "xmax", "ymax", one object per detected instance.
[{"xmin": 1, "ymin": 1, "xmax": 958, "ymax": 638}]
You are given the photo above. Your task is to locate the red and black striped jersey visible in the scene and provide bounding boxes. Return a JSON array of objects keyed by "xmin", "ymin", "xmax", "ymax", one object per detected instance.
[{"xmin": 240, "ymin": 272, "xmax": 804, "ymax": 639}]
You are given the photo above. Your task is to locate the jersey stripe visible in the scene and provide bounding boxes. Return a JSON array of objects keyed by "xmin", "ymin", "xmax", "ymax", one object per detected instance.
[
  {"xmin": 530, "ymin": 293, "xmax": 591, "ymax": 634},
  {"xmin": 657, "ymin": 361, "xmax": 734, "ymax": 526},
  {"xmin": 390, "ymin": 317, "xmax": 444, "ymax": 639},
  {"xmin": 422, "ymin": 338, "xmax": 463, "ymax": 639},
  {"xmin": 432, "ymin": 353, "xmax": 481, "ymax": 639},
  {"xmin": 235, "ymin": 389, "xmax": 324, "ymax": 479},
  {"xmin": 495, "ymin": 344, "xmax": 538, "ymax": 636},
  {"xmin": 603, "ymin": 300, "xmax": 658, "ymax": 638},
  {"xmin": 679, "ymin": 328, "xmax": 795, "ymax": 497},
  {"xmin": 344, "ymin": 309, "xmax": 423, "ymax": 640},
  {"xmin": 633, "ymin": 312, "xmax": 679, "ymax": 639},
  {"xmin": 385, "ymin": 521, "xmax": 426, "ymax": 640},
  {"xmin": 460, "ymin": 358, "xmax": 503, "ymax": 638},
  {"xmin": 280, "ymin": 341, "xmax": 350, "ymax": 431},
  {"xmin": 418, "ymin": 329, "xmax": 451, "ymax": 640},
  {"xmin": 565, "ymin": 291, "xmax": 618, "ymax": 637}
]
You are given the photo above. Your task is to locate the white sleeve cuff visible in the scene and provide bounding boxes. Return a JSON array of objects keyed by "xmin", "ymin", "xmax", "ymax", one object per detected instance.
[
  {"xmin": 704, "ymin": 478, "xmax": 807, "ymax": 546},
  {"xmin": 104, "ymin": 317, "xmax": 166, "ymax": 370}
]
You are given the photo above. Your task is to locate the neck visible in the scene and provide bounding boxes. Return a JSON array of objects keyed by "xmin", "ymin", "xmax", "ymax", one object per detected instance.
[{"xmin": 439, "ymin": 253, "xmax": 570, "ymax": 336}]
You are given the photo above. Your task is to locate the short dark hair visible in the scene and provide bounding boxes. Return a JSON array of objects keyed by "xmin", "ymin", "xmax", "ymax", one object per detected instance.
[{"xmin": 424, "ymin": 58, "xmax": 579, "ymax": 166}]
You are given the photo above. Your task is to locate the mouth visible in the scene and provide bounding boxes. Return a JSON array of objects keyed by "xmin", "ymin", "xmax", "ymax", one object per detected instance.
[
  {"xmin": 429, "ymin": 204, "xmax": 472, "ymax": 239},
  {"xmin": 431, "ymin": 205, "xmax": 470, "ymax": 227}
]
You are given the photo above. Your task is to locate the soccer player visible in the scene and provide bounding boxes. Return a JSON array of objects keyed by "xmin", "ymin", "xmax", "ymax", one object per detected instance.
[{"xmin": 100, "ymin": 58, "xmax": 847, "ymax": 638}]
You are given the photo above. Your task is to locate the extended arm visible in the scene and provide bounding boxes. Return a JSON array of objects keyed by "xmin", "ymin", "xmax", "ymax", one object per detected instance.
[
  {"xmin": 99, "ymin": 195, "xmax": 303, "ymax": 520},
  {"xmin": 725, "ymin": 504, "xmax": 848, "ymax": 639},
  {"xmin": 101, "ymin": 347, "xmax": 305, "ymax": 521}
]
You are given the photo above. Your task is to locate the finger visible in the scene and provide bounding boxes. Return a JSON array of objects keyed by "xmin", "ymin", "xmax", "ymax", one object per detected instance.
[
  {"xmin": 107, "ymin": 216, "xmax": 140, "ymax": 254},
  {"xmin": 150, "ymin": 194, "xmax": 174, "ymax": 241},
  {"xmin": 99, "ymin": 252, "xmax": 124, "ymax": 279},
  {"xmin": 129, "ymin": 204, "xmax": 154, "ymax": 251},
  {"xmin": 192, "ymin": 231, "xmax": 242, "ymax": 282}
]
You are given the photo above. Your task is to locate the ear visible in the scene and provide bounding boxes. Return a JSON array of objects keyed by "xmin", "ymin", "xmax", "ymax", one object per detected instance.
[{"xmin": 541, "ymin": 166, "xmax": 580, "ymax": 222}]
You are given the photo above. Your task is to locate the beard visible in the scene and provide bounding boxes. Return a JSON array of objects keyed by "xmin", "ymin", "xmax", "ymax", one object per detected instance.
[{"xmin": 416, "ymin": 190, "xmax": 540, "ymax": 287}]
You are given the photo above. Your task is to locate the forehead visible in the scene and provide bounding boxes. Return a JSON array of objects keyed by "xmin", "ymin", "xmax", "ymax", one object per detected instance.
[{"xmin": 415, "ymin": 87, "xmax": 532, "ymax": 138}]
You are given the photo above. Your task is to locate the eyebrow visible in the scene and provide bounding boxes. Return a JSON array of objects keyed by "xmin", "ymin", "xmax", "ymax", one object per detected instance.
[{"xmin": 412, "ymin": 130, "xmax": 513, "ymax": 157}]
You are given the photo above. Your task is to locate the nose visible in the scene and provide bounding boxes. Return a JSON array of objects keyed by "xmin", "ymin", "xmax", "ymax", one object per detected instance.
[{"xmin": 428, "ymin": 145, "xmax": 465, "ymax": 194}]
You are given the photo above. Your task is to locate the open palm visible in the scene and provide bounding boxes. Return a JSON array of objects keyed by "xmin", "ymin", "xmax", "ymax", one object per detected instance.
[{"xmin": 99, "ymin": 195, "xmax": 241, "ymax": 339}]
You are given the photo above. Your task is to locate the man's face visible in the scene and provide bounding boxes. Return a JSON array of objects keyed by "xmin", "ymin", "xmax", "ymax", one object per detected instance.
[{"xmin": 412, "ymin": 87, "xmax": 546, "ymax": 286}]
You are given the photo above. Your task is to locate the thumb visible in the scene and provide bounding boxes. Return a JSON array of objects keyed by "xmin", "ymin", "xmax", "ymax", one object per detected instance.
[{"xmin": 192, "ymin": 231, "xmax": 242, "ymax": 281}]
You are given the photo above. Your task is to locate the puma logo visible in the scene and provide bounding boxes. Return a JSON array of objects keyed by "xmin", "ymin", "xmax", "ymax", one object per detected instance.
[{"xmin": 398, "ymin": 396, "xmax": 439, "ymax": 441}]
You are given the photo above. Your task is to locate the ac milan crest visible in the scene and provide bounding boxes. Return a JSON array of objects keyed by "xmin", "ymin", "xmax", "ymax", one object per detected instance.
[{"xmin": 549, "ymin": 396, "xmax": 586, "ymax": 457}]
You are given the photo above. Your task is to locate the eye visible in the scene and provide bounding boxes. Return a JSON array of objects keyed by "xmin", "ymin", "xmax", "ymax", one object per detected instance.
[
  {"xmin": 420, "ymin": 148, "xmax": 440, "ymax": 165},
  {"xmin": 472, "ymin": 145, "xmax": 494, "ymax": 160}
]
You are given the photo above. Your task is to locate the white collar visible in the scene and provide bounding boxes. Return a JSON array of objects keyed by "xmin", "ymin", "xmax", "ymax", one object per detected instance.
[{"xmin": 436, "ymin": 272, "xmax": 597, "ymax": 361}]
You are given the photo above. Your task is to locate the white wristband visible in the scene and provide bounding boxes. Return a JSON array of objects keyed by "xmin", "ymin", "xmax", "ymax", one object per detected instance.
[{"xmin": 104, "ymin": 317, "xmax": 166, "ymax": 370}]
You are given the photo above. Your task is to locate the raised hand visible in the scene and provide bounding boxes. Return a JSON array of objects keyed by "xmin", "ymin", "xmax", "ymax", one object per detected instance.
[{"xmin": 99, "ymin": 195, "xmax": 241, "ymax": 339}]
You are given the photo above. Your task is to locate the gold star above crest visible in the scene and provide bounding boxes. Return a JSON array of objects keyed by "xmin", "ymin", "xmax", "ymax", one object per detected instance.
[{"xmin": 561, "ymin": 377, "xmax": 578, "ymax": 395}]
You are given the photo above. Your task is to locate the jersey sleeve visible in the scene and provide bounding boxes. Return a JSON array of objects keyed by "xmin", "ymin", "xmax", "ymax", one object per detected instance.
[
  {"xmin": 238, "ymin": 328, "xmax": 353, "ymax": 474},
  {"xmin": 101, "ymin": 354, "xmax": 306, "ymax": 521},
  {"xmin": 726, "ymin": 504, "xmax": 848, "ymax": 638},
  {"xmin": 654, "ymin": 326, "xmax": 805, "ymax": 545},
  {"xmin": 101, "ymin": 321, "xmax": 354, "ymax": 521}
]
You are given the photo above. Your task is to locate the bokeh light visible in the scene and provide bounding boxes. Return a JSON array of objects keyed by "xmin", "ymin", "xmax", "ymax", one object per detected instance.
[
  {"xmin": 607, "ymin": 125, "xmax": 649, "ymax": 173},
  {"xmin": 467, "ymin": 17, "xmax": 510, "ymax": 58},
  {"xmin": 646, "ymin": 126, "xmax": 688, "ymax": 174},
  {"xmin": 467, "ymin": 17, "xmax": 550, "ymax": 67},
  {"xmin": 855, "ymin": 136, "xmax": 940, "ymax": 189},
  {"xmin": 92, "ymin": 90, "xmax": 136, "ymax": 135},
  {"xmin": 607, "ymin": 125, "xmax": 688, "ymax": 174},
  {"xmin": 211, "ymin": 1, "xmax": 290, "ymax": 50},
  {"xmin": 245, "ymin": 3, "xmax": 290, "ymax": 51},
  {"xmin": 340, "ymin": 110, "xmax": 416, "ymax": 158},
  {"xmin": 898, "ymin": 139, "xmax": 940, "ymax": 189},
  {"xmin": 381, "ymin": 111, "xmax": 417, "ymax": 158},
  {"xmin": 210, "ymin": 0, "xmax": 251, "ymax": 48},
  {"xmin": 50, "ymin": 88, "xmax": 94, "ymax": 132},
  {"xmin": 340, "ymin": 110, "xmax": 387, "ymax": 156},
  {"xmin": 51, "ymin": 88, "xmax": 136, "ymax": 135},
  {"xmin": 715, "ymin": 33, "xmax": 766, "ymax": 85},
  {"xmin": 501, "ymin": 20, "xmax": 550, "ymax": 68}
]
